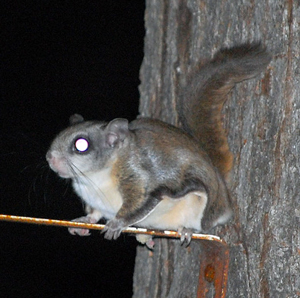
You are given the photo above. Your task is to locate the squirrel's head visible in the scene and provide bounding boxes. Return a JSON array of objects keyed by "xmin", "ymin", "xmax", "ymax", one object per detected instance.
[{"xmin": 46, "ymin": 114, "xmax": 129, "ymax": 178}]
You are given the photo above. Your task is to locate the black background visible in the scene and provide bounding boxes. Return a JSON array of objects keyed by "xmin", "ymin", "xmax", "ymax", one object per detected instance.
[{"xmin": 1, "ymin": 1, "xmax": 145, "ymax": 297}]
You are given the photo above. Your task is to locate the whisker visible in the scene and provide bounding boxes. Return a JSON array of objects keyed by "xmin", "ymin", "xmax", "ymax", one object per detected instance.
[
  {"xmin": 26, "ymin": 161, "xmax": 49, "ymax": 206},
  {"xmin": 68, "ymin": 161, "xmax": 115, "ymax": 212},
  {"xmin": 41, "ymin": 167, "xmax": 52, "ymax": 204},
  {"xmin": 62, "ymin": 179, "xmax": 71, "ymax": 198}
]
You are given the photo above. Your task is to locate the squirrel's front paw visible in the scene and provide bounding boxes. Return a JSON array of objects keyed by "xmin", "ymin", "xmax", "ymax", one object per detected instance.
[
  {"xmin": 102, "ymin": 218, "xmax": 126, "ymax": 240},
  {"xmin": 68, "ymin": 216, "xmax": 97, "ymax": 236}
]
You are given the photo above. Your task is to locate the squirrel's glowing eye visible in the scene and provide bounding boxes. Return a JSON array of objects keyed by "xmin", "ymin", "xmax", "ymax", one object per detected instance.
[{"xmin": 74, "ymin": 138, "xmax": 89, "ymax": 152}]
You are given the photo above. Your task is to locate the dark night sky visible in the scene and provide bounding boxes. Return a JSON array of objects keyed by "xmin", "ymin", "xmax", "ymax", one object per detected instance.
[{"xmin": 1, "ymin": 1, "xmax": 145, "ymax": 297}]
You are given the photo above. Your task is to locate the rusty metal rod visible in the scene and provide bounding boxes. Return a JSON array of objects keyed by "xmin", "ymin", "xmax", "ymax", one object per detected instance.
[{"xmin": 0, "ymin": 214, "xmax": 224, "ymax": 243}]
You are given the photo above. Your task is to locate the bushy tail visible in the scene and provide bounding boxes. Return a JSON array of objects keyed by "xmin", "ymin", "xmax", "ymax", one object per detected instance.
[{"xmin": 178, "ymin": 42, "xmax": 271, "ymax": 178}]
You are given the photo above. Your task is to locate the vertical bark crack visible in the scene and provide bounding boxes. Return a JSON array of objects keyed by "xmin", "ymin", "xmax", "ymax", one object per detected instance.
[{"xmin": 259, "ymin": 213, "xmax": 272, "ymax": 298}]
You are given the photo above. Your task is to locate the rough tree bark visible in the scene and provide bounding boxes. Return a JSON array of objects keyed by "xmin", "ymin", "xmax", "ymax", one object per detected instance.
[{"xmin": 133, "ymin": 1, "xmax": 300, "ymax": 297}]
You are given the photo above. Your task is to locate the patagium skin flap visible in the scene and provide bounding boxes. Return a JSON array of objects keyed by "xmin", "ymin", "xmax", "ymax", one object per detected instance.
[{"xmin": 46, "ymin": 43, "xmax": 271, "ymax": 246}]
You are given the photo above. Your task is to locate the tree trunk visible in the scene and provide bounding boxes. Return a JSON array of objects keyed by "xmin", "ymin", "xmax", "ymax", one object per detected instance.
[{"xmin": 133, "ymin": 1, "xmax": 300, "ymax": 297}]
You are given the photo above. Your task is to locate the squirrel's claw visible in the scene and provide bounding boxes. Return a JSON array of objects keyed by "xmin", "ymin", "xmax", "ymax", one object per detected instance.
[
  {"xmin": 102, "ymin": 218, "xmax": 125, "ymax": 240},
  {"xmin": 68, "ymin": 215, "xmax": 96, "ymax": 236},
  {"xmin": 178, "ymin": 227, "xmax": 193, "ymax": 246}
]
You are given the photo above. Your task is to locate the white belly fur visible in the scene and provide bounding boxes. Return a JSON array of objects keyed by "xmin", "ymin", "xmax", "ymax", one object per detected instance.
[
  {"xmin": 72, "ymin": 168, "xmax": 123, "ymax": 220},
  {"xmin": 137, "ymin": 191, "xmax": 207, "ymax": 231},
  {"xmin": 72, "ymin": 167, "xmax": 207, "ymax": 231}
]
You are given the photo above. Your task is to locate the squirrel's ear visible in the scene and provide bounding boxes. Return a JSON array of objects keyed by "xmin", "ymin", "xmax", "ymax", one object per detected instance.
[
  {"xmin": 69, "ymin": 114, "xmax": 84, "ymax": 125},
  {"xmin": 105, "ymin": 118, "xmax": 129, "ymax": 147}
]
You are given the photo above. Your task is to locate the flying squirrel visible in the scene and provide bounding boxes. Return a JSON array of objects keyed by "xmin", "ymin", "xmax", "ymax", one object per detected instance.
[{"xmin": 46, "ymin": 43, "xmax": 271, "ymax": 248}]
